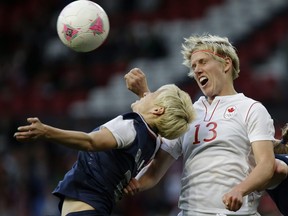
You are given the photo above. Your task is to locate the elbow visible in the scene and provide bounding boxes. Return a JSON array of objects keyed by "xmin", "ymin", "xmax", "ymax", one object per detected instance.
[
  {"xmin": 82, "ymin": 137, "xmax": 97, "ymax": 151},
  {"xmin": 86, "ymin": 140, "xmax": 97, "ymax": 151},
  {"xmin": 272, "ymin": 159, "xmax": 288, "ymax": 181},
  {"xmin": 263, "ymin": 160, "xmax": 278, "ymax": 190},
  {"xmin": 262, "ymin": 159, "xmax": 288, "ymax": 191}
]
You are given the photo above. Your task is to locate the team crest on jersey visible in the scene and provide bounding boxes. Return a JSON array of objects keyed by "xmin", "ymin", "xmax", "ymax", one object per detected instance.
[{"xmin": 224, "ymin": 106, "xmax": 236, "ymax": 119}]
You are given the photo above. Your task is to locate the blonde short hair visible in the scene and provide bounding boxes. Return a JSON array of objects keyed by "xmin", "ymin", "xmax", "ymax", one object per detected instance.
[
  {"xmin": 153, "ymin": 84, "xmax": 196, "ymax": 140},
  {"xmin": 181, "ymin": 34, "xmax": 240, "ymax": 80}
]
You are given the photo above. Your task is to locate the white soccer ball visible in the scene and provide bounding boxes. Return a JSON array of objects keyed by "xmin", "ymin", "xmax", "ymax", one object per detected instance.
[{"xmin": 56, "ymin": 0, "xmax": 110, "ymax": 52}]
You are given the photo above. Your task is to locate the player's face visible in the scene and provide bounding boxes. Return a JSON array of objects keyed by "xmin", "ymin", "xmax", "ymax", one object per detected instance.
[
  {"xmin": 131, "ymin": 90, "xmax": 161, "ymax": 114},
  {"xmin": 191, "ymin": 52, "xmax": 227, "ymax": 100}
]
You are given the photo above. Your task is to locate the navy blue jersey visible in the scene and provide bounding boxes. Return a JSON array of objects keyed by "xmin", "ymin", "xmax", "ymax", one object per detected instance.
[
  {"xmin": 266, "ymin": 154, "xmax": 288, "ymax": 216},
  {"xmin": 53, "ymin": 112, "xmax": 160, "ymax": 215}
]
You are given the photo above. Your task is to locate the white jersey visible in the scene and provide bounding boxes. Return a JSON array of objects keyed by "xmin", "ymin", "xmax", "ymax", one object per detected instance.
[
  {"xmin": 161, "ymin": 93, "xmax": 275, "ymax": 216},
  {"xmin": 102, "ymin": 114, "xmax": 137, "ymax": 148}
]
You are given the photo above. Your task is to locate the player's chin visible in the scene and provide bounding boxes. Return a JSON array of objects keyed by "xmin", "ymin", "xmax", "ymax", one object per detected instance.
[{"xmin": 131, "ymin": 101, "xmax": 138, "ymax": 110}]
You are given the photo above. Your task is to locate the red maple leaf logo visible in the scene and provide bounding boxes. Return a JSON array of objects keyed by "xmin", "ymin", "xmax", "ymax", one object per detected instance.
[{"xmin": 228, "ymin": 107, "xmax": 235, "ymax": 113}]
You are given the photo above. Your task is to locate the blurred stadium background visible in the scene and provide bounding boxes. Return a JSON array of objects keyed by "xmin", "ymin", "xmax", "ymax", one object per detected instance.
[{"xmin": 1, "ymin": 0, "xmax": 288, "ymax": 215}]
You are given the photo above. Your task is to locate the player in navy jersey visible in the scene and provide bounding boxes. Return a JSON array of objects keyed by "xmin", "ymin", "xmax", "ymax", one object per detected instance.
[
  {"xmin": 267, "ymin": 124, "xmax": 288, "ymax": 216},
  {"xmin": 14, "ymin": 84, "xmax": 196, "ymax": 216},
  {"xmin": 123, "ymin": 34, "xmax": 288, "ymax": 216}
]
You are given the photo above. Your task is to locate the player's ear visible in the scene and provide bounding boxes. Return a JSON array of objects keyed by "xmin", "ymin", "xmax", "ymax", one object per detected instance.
[
  {"xmin": 152, "ymin": 106, "xmax": 165, "ymax": 116},
  {"xmin": 224, "ymin": 57, "xmax": 232, "ymax": 73}
]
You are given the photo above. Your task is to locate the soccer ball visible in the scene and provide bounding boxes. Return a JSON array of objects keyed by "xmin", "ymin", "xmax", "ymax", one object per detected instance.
[{"xmin": 56, "ymin": 0, "xmax": 110, "ymax": 52}]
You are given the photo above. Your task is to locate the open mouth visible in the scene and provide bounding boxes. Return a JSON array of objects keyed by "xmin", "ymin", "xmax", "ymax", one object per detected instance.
[{"xmin": 199, "ymin": 76, "xmax": 208, "ymax": 86}]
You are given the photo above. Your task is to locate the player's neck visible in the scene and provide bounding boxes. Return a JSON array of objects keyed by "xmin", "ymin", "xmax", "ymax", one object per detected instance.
[{"xmin": 207, "ymin": 89, "xmax": 238, "ymax": 104}]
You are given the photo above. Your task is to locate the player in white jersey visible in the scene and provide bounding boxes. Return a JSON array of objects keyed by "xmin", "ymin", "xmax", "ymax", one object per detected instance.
[
  {"xmin": 160, "ymin": 94, "xmax": 274, "ymax": 215},
  {"xmin": 123, "ymin": 34, "xmax": 288, "ymax": 216}
]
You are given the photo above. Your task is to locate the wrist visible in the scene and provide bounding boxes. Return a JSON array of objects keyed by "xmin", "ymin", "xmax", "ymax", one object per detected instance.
[{"xmin": 43, "ymin": 124, "xmax": 52, "ymax": 139}]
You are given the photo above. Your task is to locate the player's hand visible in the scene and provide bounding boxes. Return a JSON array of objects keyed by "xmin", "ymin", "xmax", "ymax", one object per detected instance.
[
  {"xmin": 124, "ymin": 68, "xmax": 150, "ymax": 98},
  {"xmin": 123, "ymin": 178, "xmax": 140, "ymax": 196},
  {"xmin": 14, "ymin": 117, "xmax": 46, "ymax": 141},
  {"xmin": 222, "ymin": 189, "xmax": 243, "ymax": 212}
]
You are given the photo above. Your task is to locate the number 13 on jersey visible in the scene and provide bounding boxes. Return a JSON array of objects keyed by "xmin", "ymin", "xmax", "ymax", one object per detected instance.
[{"xmin": 193, "ymin": 122, "xmax": 217, "ymax": 144}]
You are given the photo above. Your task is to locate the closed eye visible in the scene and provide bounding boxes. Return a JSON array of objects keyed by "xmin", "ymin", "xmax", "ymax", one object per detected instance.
[{"xmin": 191, "ymin": 58, "xmax": 207, "ymax": 72}]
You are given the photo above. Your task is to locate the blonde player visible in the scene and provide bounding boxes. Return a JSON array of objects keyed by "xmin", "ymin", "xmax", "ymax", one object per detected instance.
[
  {"xmin": 14, "ymin": 84, "xmax": 195, "ymax": 216},
  {"xmin": 124, "ymin": 34, "xmax": 288, "ymax": 216}
]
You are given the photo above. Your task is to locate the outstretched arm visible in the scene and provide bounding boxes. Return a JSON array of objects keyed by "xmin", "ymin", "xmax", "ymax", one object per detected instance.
[
  {"xmin": 124, "ymin": 68, "xmax": 150, "ymax": 98},
  {"xmin": 124, "ymin": 148, "xmax": 175, "ymax": 195},
  {"xmin": 14, "ymin": 117, "xmax": 117, "ymax": 151}
]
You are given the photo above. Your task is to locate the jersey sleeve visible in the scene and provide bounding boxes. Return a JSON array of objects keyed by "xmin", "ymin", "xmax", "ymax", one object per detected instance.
[
  {"xmin": 246, "ymin": 102, "xmax": 275, "ymax": 142},
  {"xmin": 161, "ymin": 137, "xmax": 183, "ymax": 160},
  {"xmin": 101, "ymin": 115, "xmax": 136, "ymax": 148}
]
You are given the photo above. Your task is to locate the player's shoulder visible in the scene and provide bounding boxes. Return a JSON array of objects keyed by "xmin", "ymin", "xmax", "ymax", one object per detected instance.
[
  {"xmin": 238, "ymin": 94, "xmax": 271, "ymax": 119},
  {"xmin": 101, "ymin": 113, "xmax": 136, "ymax": 131},
  {"xmin": 122, "ymin": 112, "xmax": 142, "ymax": 120},
  {"xmin": 240, "ymin": 94, "xmax": 265, "ymax": 108},
  {"xmin": 240, "ymin": 94, "xmax": 256, "ymax": 102}
]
